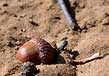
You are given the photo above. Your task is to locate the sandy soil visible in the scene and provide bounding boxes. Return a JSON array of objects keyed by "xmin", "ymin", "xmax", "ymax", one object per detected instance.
[{"xmin": 0, "ymin": 0, "xmax": 109, "ymax": 76}]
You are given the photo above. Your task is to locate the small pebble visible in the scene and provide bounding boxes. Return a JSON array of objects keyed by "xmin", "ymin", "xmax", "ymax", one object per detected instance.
[
  {"xmin": 21, "ymin": 62, "xmax": 39, "ymax": 76},
  {"xmin": 57, "ymin": 39, "xmax": 68, "ymax": 50},
  {"xmin": 21, "ymin": 29, "xmax": 26, "ymax": 32},
  {"xmin": 15, "ymin": 41, "xmax": 20, "ymax": 45}
]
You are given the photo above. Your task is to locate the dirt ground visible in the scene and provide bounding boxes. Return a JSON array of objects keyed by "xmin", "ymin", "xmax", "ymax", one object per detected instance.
[{"xmin": 0, "ymin": 0, "xmax": 109, "ymax": 76}]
